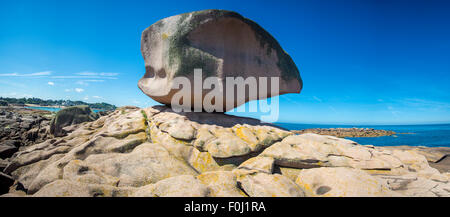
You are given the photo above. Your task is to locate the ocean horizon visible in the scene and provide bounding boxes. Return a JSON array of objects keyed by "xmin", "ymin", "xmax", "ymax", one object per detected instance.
[
  {"xmin": 26, "ymin": 105, "xmax": 450, "ymax": 148},
  {"xmin": 274, "ymin": 122, "xmax": 450, "ymax": 148}
]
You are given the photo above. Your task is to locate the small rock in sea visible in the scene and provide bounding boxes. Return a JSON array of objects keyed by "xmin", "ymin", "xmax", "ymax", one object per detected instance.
[{"xmin": 291, "ymin": 127, "xmax": 396, "ymax": 138}]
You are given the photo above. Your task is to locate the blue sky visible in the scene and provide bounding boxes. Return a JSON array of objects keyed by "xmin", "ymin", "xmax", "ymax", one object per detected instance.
[{"xmin": 1, "ymin": 0, "xmax": 449, "ymax": 124}]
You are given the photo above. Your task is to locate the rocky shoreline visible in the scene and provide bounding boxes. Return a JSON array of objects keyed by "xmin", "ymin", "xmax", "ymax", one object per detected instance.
[
  {"xmin": 0, "ymin": 105, "xmax": 110, "ymax": 175},
  {"xmin": 0, "ymin": 105, "xmax": 448, "ymax": 197},
  {"xmin": 0, "ymin": 106, "xmax": 54, "ymax": 160},
  {"xmin": 292, "ymin": 128, "xmax": 397, "ymax": 138}
]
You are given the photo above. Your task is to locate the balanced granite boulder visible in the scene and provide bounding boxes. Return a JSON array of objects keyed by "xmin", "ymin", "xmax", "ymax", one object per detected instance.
[
  {"xmin": 138, "ymin": 9, "xmax": 302, "ymax": 111},
  {"xmin": 50, "ymin": 105, "xmax": 99, "ymax": 137}
]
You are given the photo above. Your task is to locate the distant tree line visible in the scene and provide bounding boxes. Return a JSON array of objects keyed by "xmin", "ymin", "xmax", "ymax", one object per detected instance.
[{"xmin": 0, "ymin": 97, "xmax": 117, "ymax": 111}]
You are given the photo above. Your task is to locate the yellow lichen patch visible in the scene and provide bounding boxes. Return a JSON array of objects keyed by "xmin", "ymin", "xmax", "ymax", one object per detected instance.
[
  {"xmin": 254, "ymin": 128, "xmax": 281, "ymax": 148},
  {"xmin": 238, "ymin": 156, "xmax": 274, "ymax": 174},
  {"xmin": 197, "ymin": 171, "xmax": 245, "ymax": 197},
  {"xmin": 162, "ymin": 33, "xmax": 169, "ymax": 40},
  {"xmin": 218, "ymin": 164, "xmax": 236, "ymax": 171},
  {"xmin": 232, "ymin": 168, "xmax": 258, "ymax": 177},
  {"xmin": 233, "ymin": 125, "xmax": 260, "ymax": 151},
  {"xmin": 363, "ymin": 169, "xmax": 394, "ymax": 175},
  {"xmin": 279, "ymin": 167, "xmax": 303, "ymax": 181},
  {"xmin": 294, "ymin": 178, "xmax": 315, "ymax": 197},
  {"xmin": 239, "ymin": 190, "xmax": 248, "ymax": 197},
  {"xmin": 189, "ymin": 150, "xmax": 219, "ymax": 173},
  {"xmin": 197, "ymin": 172, "xmax": 220, "ymax": 184}
]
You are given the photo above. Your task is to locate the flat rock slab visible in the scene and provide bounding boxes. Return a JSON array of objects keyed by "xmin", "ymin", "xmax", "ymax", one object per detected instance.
[{"xmin": 382, "ymin": 146, "xmax": 450, "ymax": 173}]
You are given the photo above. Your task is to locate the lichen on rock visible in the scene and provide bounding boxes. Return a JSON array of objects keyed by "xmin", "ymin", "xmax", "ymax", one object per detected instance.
[
  {"xmin": 138, "ymin": 9, "xmax": 303, "ymax": 111},
  {"xmin": 1, "ymin": 105, "xmax": 448, "ymax": 197}
]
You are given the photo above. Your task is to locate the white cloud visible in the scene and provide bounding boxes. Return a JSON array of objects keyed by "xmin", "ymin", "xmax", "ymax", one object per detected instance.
[
  {"xmin": 132, "ymin": 99, "xmax": 141, "ymax": 104},
  {"xmin": 313, "ymin": 96, "xmax": 323, "ymax": 102},
  {"xmin": 31, "ymin": 71, "xmax": 52, "ymax": 76},
  {"xmin": 65, "ymin": 88, "xmax": 86, "ymax": 93},
  {"xmin": 84, "ymin": 80, "xmax": 105, "ymax": 82},
  {"xmin": 0, "ymin": 71, "xmax": 52, "ymax": 77},
  {"xmin": 76, "ymin": 80, "xmax": 105, "ymax": 86},
  {"xmin": 400, "ymin": 98, "xmax": 450, "ymax": 109},
  {"xmin": 281, "ymin": 95, "xmax": 302, "ymax": 106},
  {"xmin": 92, "ymin": 96, "xmax": 103, "ymax": 99},
  {"xmin": 52, "ymin": 71, "xmax": 119, "ymax": 80},
  {"xmin": 52, "ymin": 75, "xmax": 117, "ymax": 80},
  {"xmin": 0, "ymin": 71, "xmax": 119, "ymax": 80},
  {"xmin": 76, "ymin": 81, "xmax": 88, "ymax": 86},
  {"xmin": 76, "ymin": 72, "xmax": 119, "ymax": 77},
  {"xmin": 387, "ymin": 106, "xmax": 400, "ymax": 117},
  {"xmin": 75, "ymin": 88, "xmax": 84, "ymax": 93},
  {"xmin": 47, "ymin": 81, "xmax": 55, "ymax": 86}
]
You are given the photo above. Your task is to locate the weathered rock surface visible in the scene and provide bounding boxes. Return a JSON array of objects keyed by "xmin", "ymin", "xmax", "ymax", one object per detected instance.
[
  {"xmin": 261, "ymin": 133, "xmax": 404, "ymax": 170},
  {"xmin": 138, "ymin": 9, "xmax": 302, "ymax": 111},
  {"xmin": 50, "ymin": 105, "xmax": 99, "ymax": 137},
  {"xmin": 382, "ymin": 146, "xmax": 450, "ymax": 173},
  {"xmin": 236, "ymin": 172, "xmax": 305, "ymax": 197},
  {"xmin": 292, "ymin": 127, "xmax": 396, "ymax": 138},
  {"xmin": 0, "ymin": 107, "xmax": 53, "ymax": 160},
  {"xmin": 295, "ymin": 167, "xmax": 398, "ymax": 197},
  {"xmin": 197, "ymin": 171, "xmax": 245, "ymax": 197},
  {"xmin": 0, "ymin": 143, "xmax": 17, "ymax": 159},
  {"xmin": 0, "ymin": 172, "xmax": 14, "ymax": 194},
  {"xmin": 1, "ymin": 106, "xmax": 290, "ymax": 196},
  {"xmin": 1, "ymin": 106, "xmax": 449, "ymax": 197}
]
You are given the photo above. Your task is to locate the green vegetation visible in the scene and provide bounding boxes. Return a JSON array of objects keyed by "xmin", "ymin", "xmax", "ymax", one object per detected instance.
[
  {"xmin": 0, "ymin": 97, "xmax": 117, "ymax": 111},
  {"xmin": 166, "ymin": 10, "xmax": 223, "ymax": 78},
  {"xmin": 141, "ymin": 110, "xmax": 148, "ymax": 121}
]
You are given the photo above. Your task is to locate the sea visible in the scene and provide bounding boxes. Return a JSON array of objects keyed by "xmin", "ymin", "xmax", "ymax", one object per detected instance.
[
  {"xmin": 274, "ymin": 123, "xmax": 450, "ymax": 148},
  {"xmin": 25, "ymin": 106, "xmax": 104, "ymax": 113}
]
